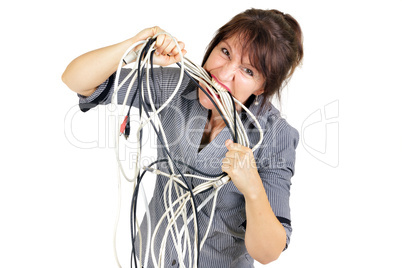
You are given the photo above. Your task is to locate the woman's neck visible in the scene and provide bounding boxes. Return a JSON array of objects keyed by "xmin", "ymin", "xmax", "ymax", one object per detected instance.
[
  {"xmin": 198, "ymin": 109, "xmax": 227, "ymax": 152},
  {"xmin": 209, "ymin": 109, "xmax": 227, "ymax": 130}
]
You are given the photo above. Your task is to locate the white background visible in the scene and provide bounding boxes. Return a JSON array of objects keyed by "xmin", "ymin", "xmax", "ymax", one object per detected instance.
[{"xmin": 1, "ymin": 0, "xmax": 402, "ymax": 267}]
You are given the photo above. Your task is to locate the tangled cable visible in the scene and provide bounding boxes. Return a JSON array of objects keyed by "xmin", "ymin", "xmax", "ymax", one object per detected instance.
[{"xmin": 110, "ymin": 32, "xmax": 263, "ymax": 268}]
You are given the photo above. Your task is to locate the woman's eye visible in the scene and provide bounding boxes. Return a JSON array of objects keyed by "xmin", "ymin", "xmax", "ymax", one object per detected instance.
[
  {"xmin": 222, "ymin": 48, "xmax": 230, "ymax": 57},
  {"xmin": 243, "ymin": 67, "xmax": 254, "ymax": 77}
]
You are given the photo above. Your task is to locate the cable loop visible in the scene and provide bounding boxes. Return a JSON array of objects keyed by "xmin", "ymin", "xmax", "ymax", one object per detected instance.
[{"xmin": 111, "ymin": 31, "xmax": 264, "ymax": 268}]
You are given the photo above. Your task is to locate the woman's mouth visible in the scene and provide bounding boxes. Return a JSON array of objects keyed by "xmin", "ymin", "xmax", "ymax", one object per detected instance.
[{"xmin": 211, "ymin": 74, "xmax": 232, "ymax": 94}]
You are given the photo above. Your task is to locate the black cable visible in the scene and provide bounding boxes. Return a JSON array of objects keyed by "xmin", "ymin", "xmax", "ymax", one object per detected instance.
[
  {"xmin": 124, "ymin": 38, "xmax": 157, "ymax": 138},
  {"xmin": 123, "ymin": 39, "xmax": 232, "ymax": 177},
  {"xmin": 144, "ymin": 51, "xmax": 202, "ymax": 266},
  {"xmin": 127, "ymin": 38, "xmax": 240, "ymax": 267},
  {"xmin": 130, "ymin": 159, "xmax": 167, "ymax": 268},
  {"xmin": 128, "ymin": 41, "xmax": 201, "ymax": 267},
  {"xmin": 173, "ymin": 159, "xmax": 224, "ymax": 178},
  {"xmin": 128, "ymin": 39, "xmax": 160, "ymax": 267},
  {"xmin": 227, "ymin": 91, "xmax": 238, "ymax": 143}
]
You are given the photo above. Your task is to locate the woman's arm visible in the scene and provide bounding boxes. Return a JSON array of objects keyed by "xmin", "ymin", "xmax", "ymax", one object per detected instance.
[
  {"xmin": 243, "ymin": 184, "xmax": 287, "ymax": 264},
  {"xmin": 61, "ymin": 26, "xmax": 186, "ymax": 96},
  {"xmin": 222, "ymin": 139, "xmax": 287, "ymax": 264}
]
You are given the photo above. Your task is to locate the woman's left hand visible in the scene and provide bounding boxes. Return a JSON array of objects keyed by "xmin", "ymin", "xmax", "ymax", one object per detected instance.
[{"xmin": 221, "ymin": 140, "xmax": 264, "ymax": 197}]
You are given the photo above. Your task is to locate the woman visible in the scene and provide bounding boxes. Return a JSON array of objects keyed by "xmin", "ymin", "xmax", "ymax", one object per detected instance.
[{"xmin": 62, "ymin": 8, "xmax": 303, "ymax": 267}]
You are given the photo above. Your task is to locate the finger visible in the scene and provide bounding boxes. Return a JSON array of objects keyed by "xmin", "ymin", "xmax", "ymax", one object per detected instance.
[
  {"xmin": 226, "ymin": 141, "xmax": 246, "ymax": 153},
  {"xmin": 155, "ymin": 34, "xmax": 164, "ymax": 47},
  {"xmin": 172, "ymin": 49, "xmax": 186, "ymax": 62},
  {"xmin": 222, "ymin": 156, "xmax": 231, "ymax": 164},
  {"xmin": 169, "ymin": 51, "xmax": 186, "ymax": 65},
  {"xmin": 157, "ymin": 35, "xmax": 174, "ymax": 55},
  {"xmin": 221, "ymin": 165, "xmax": 230, "ymax": 173},
  {"xmin": 225, "ymin": 150, "xmax": 245, "ymax": 160},
  {"xmin": 170, "ymin": 41, "xmax": 185, "ymax": 56},
  {"xmin": 163, "ymin": 41, "xmax": 177, "ymax": 56},
  {"xmin": 221, "ymin": 158, "xmax": 231, "ymax": 171},
  {"xmin": 150, "ymin": 26, "xmax": 162, "ymax": 36},
  {"xmin": 155, "ymin": 34, "xmax": 167, "ymax": 55},
  {"xmin": 136, "ymin": 26, "xmax": 162, "ymax": 42},
  {"xmin": 225, "ymin": 139, "xmax": 233, "ymax": 150},
  {"xmin": 226, "ymin": 140, "xmax": 243, "ymax": 150}
]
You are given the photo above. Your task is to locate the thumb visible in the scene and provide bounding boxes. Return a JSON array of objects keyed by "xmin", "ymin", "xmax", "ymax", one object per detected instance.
[{"xmin": 225, "ymin": 139, "xmax": 233, "ymax": 150}]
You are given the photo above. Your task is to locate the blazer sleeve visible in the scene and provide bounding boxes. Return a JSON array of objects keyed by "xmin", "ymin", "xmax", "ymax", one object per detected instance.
[
  {"xmin": 256, "ymin": 118, "xmax": 299, "ymax": 250},
  {"xmin": 77, "ymin": 67, "xmax": 188, "ymax": 112}
]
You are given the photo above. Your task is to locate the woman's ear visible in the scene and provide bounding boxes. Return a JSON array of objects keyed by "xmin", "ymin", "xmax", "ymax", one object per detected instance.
[{"xmin": 254, "ymin": 89, "xmax": 264, "ymax": 96}]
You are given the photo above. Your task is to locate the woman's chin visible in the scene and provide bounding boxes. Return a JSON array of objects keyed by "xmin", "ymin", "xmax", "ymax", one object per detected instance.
[{"xmin": 198, "ymin": 89, "xmax": 217, "ymax": 110}]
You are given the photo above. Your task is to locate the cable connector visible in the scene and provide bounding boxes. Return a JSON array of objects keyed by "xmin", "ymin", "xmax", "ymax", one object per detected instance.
[
  {"xmin": 120, "ymin": 115, "xmax": 130, "ymax": 139},
  {"xmin": 123, "ymin": 50, "xmax": 139, "ymax": 65},
  {"xmin": 143, "ymin": 166, "xmax": 155, "ymax": 173},
  {"xmin": 142, "ymin": 166, "xmax": 162, "ymax": 175},
  {"xmin": 123, "ymin": 37, "xmax": 156, "ymax": 65},
  {"xmin": 213, "ymin": 176, "xmax": 230, "ymax": 189}
]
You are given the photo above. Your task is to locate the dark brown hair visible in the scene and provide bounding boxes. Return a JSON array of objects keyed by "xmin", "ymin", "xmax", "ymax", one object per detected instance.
[{"xmin": 202, "ymin": 8, "xmax": 303, "ymax": 110}]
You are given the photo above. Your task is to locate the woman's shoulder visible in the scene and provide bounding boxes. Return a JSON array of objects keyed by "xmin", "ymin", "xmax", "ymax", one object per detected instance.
[{"xmin": 261, "ymin": 103, "xmax": 299, "ymax": 145}]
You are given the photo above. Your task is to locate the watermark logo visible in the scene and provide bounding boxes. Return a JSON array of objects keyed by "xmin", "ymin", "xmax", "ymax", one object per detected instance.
[
  {"xmin": 64, "ymin": 100, "xmax": 340, "ymax": 168},
  {"xmin": 301, "ymin": 100, "xmax": 339, "ymax": 167}
]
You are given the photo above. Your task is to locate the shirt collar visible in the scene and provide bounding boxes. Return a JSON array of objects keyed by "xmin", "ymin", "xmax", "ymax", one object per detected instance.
[
  {"xmin": 243, "ymin": 99, "xmax": 279, "ymax": 130},
  {"xmin": 181, "ymin": 85, "xmax": 198, "ymax": 100}
]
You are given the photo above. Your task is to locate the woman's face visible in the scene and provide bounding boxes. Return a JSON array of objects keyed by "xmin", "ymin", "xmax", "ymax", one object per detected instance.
[{"xmin": 199, "ymin": 35, "xmax": 264, "ymax": 111}]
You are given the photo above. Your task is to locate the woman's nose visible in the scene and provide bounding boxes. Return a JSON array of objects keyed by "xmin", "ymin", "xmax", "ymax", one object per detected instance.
[{"xmin": 218, "ymin": 62, "xmax": 237, "ymax": 82}]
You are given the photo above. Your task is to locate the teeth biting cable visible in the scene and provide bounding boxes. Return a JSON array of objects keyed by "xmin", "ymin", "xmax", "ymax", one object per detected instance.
[{"xmin": 211, "ymin": 78, "xmax": 227, "ymax": 93}]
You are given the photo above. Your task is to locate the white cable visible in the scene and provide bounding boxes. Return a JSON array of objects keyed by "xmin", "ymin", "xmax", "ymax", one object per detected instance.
[
  {"xmin": 142, "ymin": 41, "xmax": 187, "ymax": 267},
  {"xmin": 111, "ymin": 39, "xmax": 149, "ymax": 268},
  {"xmin": 110, "ymin": 31, "xmax": 264, "ymax": 268},
  {"xmin": 113, "ymin": 167, "xmax": 123, "ymax": 268},
  {"xmin": 140, "ymin": 178, "xmax": 151, "ymax": 268}
]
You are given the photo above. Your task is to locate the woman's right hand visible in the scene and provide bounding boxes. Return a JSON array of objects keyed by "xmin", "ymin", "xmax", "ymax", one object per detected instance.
[
  {"xmin": 133, "ymin": 26, "xmax": 187, "ymax": 66},
  {"xmin": 62, "ymin": 26, "xmax": 186, "ymax": 96}
]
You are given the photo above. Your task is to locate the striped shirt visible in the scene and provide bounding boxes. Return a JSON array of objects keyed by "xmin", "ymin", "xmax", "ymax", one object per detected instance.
[{"xmin": 78, "ymin": 67, "xmax": 299, "ymax": 267}]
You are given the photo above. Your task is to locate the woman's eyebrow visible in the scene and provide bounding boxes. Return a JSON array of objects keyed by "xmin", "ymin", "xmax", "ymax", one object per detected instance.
[
  {"xmin": 222, "ymin": 40, "xmax": 232, "ymax": 52},
  {"xmin": 221, "ymin": 39, "xmax": 259, "ymax": 73}
]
